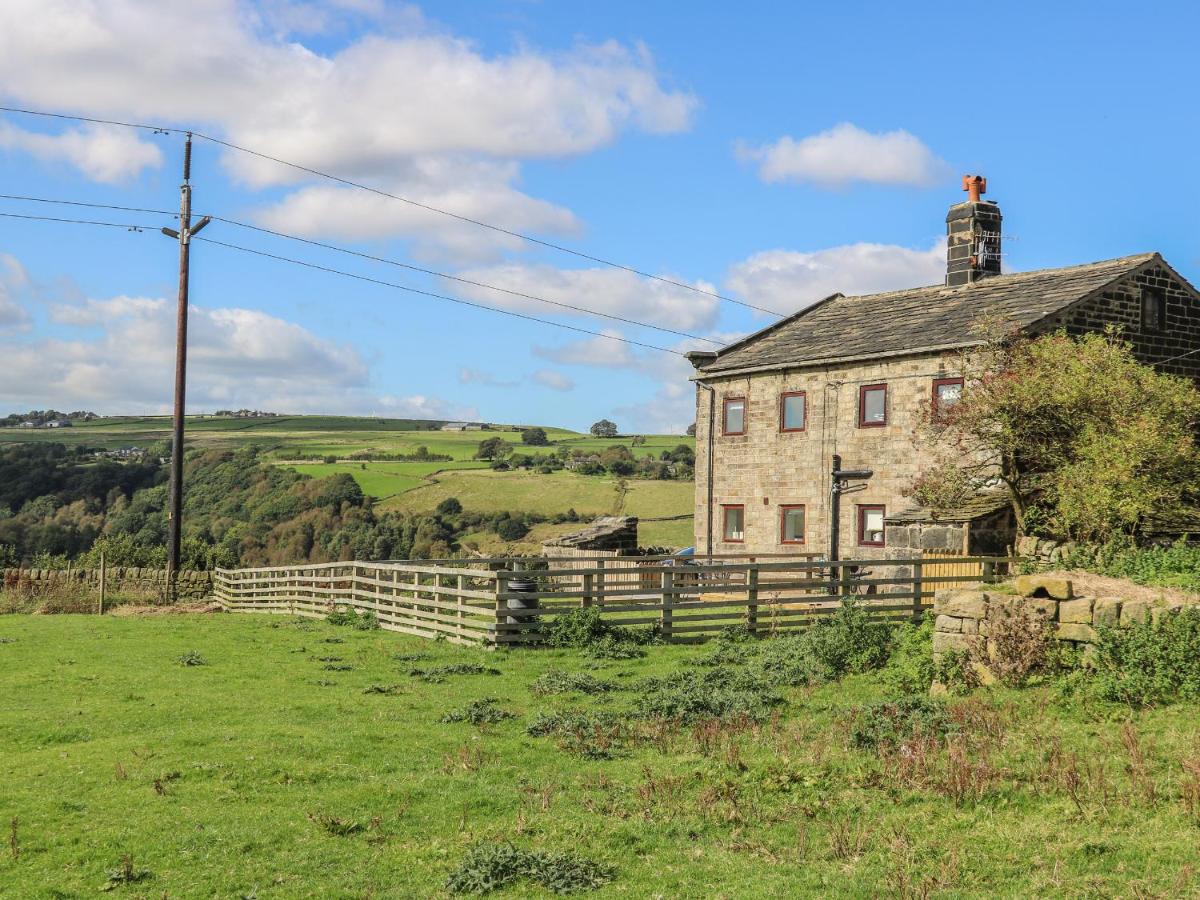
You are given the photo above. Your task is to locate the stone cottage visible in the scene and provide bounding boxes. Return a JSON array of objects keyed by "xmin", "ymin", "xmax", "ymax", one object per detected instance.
[{"xmin": 686, "ymin": 176, "xmax": 1200, "ymax": 561}]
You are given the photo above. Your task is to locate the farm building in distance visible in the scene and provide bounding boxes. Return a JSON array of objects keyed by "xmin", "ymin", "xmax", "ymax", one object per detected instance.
[
  {"xmin": 440, "ymin": 422, "xmax": 489, "ymax": 432},
  {"xmin": 687, "ymin": 176, "xmax": 1200, "ymax": 561}
]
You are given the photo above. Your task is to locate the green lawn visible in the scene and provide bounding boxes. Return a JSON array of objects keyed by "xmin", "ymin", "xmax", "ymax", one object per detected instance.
[{"xmin": 2, "ymin": 614, "xmax": 1198, "ymax": 897}]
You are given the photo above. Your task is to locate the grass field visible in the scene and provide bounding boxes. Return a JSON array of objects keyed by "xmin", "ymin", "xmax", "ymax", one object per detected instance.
[{"xmin": 2, "ymin": 613, "xmax": 1199, "ymax": 897}]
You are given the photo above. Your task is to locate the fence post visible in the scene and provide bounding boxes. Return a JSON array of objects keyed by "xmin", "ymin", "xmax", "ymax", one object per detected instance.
[
  {"xmin": 98, "ymin": 551, "xmax": 106, "ymax": 615},
  {"xmin": 493, "ymin": 570, "xmax": 508, "ymax": 649},
  {"xmin": 911, "ymin": 560, "xmax": 924, "ymax": 621},
  {"xmin": 982, "ymin": 559, "xmax": 995, "ymax": 585},
  {"xmin": 745, "ymin": 566, "xmax": 759, "ymax": 635},
  {"xmin": 660, "ymin": 569, "xmax": 674, "ymax": 641},
  {"xmin": 582, "ymin": 571, "xmax": 594, "ymax": 608},
  {"xmin": 457, "ymin": 572, "xmax": 466, "ymax": 639},
  {"xmin": 595, "ymin": 558, "xmax": 606, "ymax": 599}
]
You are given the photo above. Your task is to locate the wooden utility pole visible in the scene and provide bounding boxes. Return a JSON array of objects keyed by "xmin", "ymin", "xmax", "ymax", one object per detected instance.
[{"xmin": 161, "ymin": 134, "xmax": 212, "ymax": 594}]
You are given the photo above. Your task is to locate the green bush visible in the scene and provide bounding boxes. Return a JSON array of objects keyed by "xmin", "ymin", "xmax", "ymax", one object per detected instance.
[
  {"xmin": 1069, "ymin": 539, "xmax": 1200, "ymax": 594},
  {"xmin": 445, "ymin": 842, "xmax": 614, "ymax": 895},
  {"xmin": 327, "ymin": 608, "xmax": 379, "ymax": 630},
  {"xmin": 849, "ymin": 694, "xmax": 956, "ymax": 750},
  {"xmin": 1091, "ymin": 607, "xmax": 1200, "ymax": 706},
  {"xmin": 754, "ymin": 601, "xmax": 894, "ymax": 686},
  {"xmin": 542, "ymin": 607, "xmax": 657, "ymax": 659},
  {"xmin": 883, "ymin": 618, "xmax": 937, "ymax": 693}
]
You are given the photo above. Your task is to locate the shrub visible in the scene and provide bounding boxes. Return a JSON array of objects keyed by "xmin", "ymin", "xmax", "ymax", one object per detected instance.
[
  {"xmin": 1091, "ymin": 607, "xmax": 1200, "ymax": 706},
  {"xmin": 984, "ymin": 605, "xmax": 1055, "ymax": 687},
  {"xmin": 754, "ymin": 601, "xmax": 894, "ymax": 686},
  {"xmin": 883, "ymin": 618, "xmax": 937, "ymax": 693},
  {"xmin": 327, "ymin": 608, "xmax": 379, "ymax": 630},
  {"xmin": 495, "ymin": 518, "xmax": 529, "ymax": 542},
  {"xmin": 542, "ymin": 608, "xmax": 656, "ymax": 659},
  {"xmin": 850, "ymin": 695, "xmax": 957, "ymax": 750},
  {"xmin": 445, "ymin": 842, "xmax": 614, "ymax": 895},
  {"xmin": 933, "ymin": 649, "xmax": 982, "ymax": 695},
  {"xmin": 436, "ymin": 497, "xmax": 463, "ymax": 516}
]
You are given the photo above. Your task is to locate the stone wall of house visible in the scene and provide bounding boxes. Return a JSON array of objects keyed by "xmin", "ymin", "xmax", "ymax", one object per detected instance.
[
  {"xmin": 931, "ymin": 575, "xmax": 1200, "ymax": 676},
  {"xmin": 693, "ymin": 351, "xmax": 964, "ymax": 559},
  {"xmin": 1, "ymin": 567, "xmax": 213, "ymax": 602},
  {"xmin": 1039, "ymin": 263, "xmax": 1200, "ymax": 382}
]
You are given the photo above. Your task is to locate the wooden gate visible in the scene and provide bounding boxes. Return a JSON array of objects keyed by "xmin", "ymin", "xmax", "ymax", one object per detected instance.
[{"xmin": 921, "ymin": 549, "xmax": 984, "ymax": 590}]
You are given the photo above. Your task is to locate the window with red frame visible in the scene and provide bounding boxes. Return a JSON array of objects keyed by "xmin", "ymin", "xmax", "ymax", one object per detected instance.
[
  {"xmin": 858, "ymin": 384, "xmax": 887, "ymax": 427},
  {"xmin": 932, "ymin": 377, "xmax": 964, "ymax": 418},
  {"xmin": 721, "ymin": 504, "xmax": 745, "ymax": 542},
  {"xmin": 857, "ymin": 504, "xmax": 885, "ymax": 546},
  {"xmin": 779, "ymin": 391, "xmax": 806, "ymax": 432},
  {"xmin": 780, "ymin": 505, "xmax": 805, "ymax": 543},
  {"xmin": 722, "ymin": 397, "xmax": 746, "ymax": 435}
]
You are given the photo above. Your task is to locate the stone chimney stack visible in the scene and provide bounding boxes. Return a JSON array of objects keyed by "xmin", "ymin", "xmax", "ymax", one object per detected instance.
[{"xmin": 946, "ymin": 175, "xmax": 1002, "ymax": 286}]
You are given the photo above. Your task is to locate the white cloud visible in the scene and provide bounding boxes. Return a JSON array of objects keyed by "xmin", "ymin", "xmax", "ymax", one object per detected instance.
[
  {"xmin": 458, "ymin": 368, "xmax": 519, "ymax": 389},
  {"xmin": 0, "ymin": 1, "xmax": 694, "ymax": 253},
  {"xmin": 0, "ymin": 285, "xmax": 462, "ymax": 415},
  {"xmin": 726, "ymin": 240, "xmax": 946, "ymax": 315},
  {"xmin": 0, "ymin": 254, "xmax": 32, "ymax": 330},
  {"xmin": 373, "ymin": 393, "xmax": 478, "ymax": 421},
  {"xmin": 737, "ymin": 123, "xmax": 949, "ymax": 188},
  {"xmin": 255, "ymin": 159, "xmax": 580, "ymax": 261},
  {"xmin": 531, "ymin": 369, "xmax": 574, "ymax": 392},
  {"xmin": 445, "ymin": 263, "xmax": 720, "ymax": 330},
  {"xmin": 0, "ymin": 121, "xmax": 163, "ymax": 184},
  {"xmin": 533, "ymin": 329, "xmax": 638, "ymax": 369}
]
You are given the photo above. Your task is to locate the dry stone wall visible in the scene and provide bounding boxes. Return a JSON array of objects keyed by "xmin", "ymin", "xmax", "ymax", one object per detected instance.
[
  {"xmin": 932, "ymin": 574, "xmax": 1200, "ymax": 669},
  {"xmin": 1, "ymin": 567, "xmax": 213, "ymax": 601}
]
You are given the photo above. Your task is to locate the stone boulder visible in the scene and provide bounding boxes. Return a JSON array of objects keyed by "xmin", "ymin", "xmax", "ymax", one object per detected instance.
[{"xmin": 1012, "ymin": 574, "xmax": 1073, "ymax": 600}]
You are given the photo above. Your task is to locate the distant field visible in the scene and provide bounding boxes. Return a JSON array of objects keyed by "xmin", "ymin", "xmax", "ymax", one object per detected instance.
[
  {"xmin": 282, "ymin": 460, "xmax": 492, "ymax": 500},
  {"xmin": 1, "ymin": 415, "xmax": 695, "ymax": 548},
  {"xmin": 382, "ymin": 469, "xmax": 695, "ymax": 549}
]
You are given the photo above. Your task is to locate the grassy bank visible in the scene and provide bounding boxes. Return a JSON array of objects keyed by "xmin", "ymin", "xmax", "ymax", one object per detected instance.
[{"xmin": 1, "ymin": 614, "xmax": 1198, "ymax": 897}]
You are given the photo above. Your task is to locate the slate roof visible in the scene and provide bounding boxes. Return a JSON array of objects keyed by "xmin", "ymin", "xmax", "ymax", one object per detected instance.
[
  {"xmin": 697, "ymin": 252, "xmax": 1162, "ymax": 375},
  {"xmin": 885, "ymin": 490, "xmax": 1011, "ymax": 524}
]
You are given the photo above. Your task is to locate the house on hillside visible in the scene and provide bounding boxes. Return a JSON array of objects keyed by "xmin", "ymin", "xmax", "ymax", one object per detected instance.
[
  {"xmin": 440, "ymin": 422, "xmax": 488, "ymax": 432},
  {"xmin": 686, "ymin": 176, "xmax": 1200, "ymax": 562}
]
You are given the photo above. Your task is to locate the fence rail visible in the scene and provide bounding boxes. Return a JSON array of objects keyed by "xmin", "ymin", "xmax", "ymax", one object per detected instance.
[{"xmin": 213, "ymin": 555, "xmax": 1011, "ymax": 648}]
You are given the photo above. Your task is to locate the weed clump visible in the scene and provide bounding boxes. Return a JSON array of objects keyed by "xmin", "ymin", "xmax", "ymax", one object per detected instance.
[
  {"xmin": 409, "ymin": 663, "xmax": 501, "ymax": 683},
  {"xmin": 632, "ymin": 667, "xmax": 782, "ymax": 723},
  {"xmin": 986, "ymin": 605, "xmax": 1056, "ymax": 687},
  {"xmin": 441, "ymin": 698, "xmax": 515, "ymax": 726},
  {"xmin": 755, "ymin": 601, "xmax": 894, "ymax": 686},
  {"xmin": 445, "ymin": 842, "xmax": 613, "ymax": 895},
  {"xmin": 1091, "ymin": 607, "xmax": 1200, "ymax": 706},
  {"xmin": 100, "ymin": 855, "xmax": 151, "ymax": 891},
  {"xmin": 308, "ymin": 812, "xmax": 363, "ymax": 836},
  {"xmin": 883, "ymin": 618, "xmax": 937, "ymax": 693},
  {"xmin": 543, "ymin": 608, "xmax": 657, "ymax": 659},
  {"xmin": 850, "ymin": 695, "xmax": 957, "ymax": 750},
  {"xmin": 176, "ymin": 651, "xmax": 208, "ymax": 667},
  {"xmin": 530, "ymin": 670, "xmax": 616, "ymax": 696},
  {"xmin": 327, "ymin": 608, "xmax": 379, "ymax": 630},
  {"xmin": 526, "ymin": 709, "xmax": 625, "ymax": 759},
  {"xmin": 362, "ymin": 684, "xmax": 404, "ymax": 695}
]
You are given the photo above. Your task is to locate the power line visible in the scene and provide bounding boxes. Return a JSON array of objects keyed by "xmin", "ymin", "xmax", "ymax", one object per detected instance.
[
  {"xmin": 0, "ymin": 104, "xmax": 781, "ymax": 318},
  {"xmin": 192, "ymin": 235, "xmax": 685, "ymax": 355},
  {"xmin": 0, "ymin": 192, "xmax": 720, "ymax": 344},
  {"xmin": 0, "ymin": 207, "xmax": 686, "ymax": 354},
  {"xmin": 0, "ymin": 210, "xmax": 150, "ymax": 230}
]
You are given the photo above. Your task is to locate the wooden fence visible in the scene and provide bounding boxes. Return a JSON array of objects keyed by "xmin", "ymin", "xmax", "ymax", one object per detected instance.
[{"xmin": 213, "ymin": 554, "xmax": 1010, "ymax": 648}]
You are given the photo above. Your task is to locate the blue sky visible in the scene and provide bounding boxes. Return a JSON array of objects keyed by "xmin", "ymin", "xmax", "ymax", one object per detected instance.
[{"xmin": 1, "ymin": 0, "xmax": 1197, "ymax": 433}]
